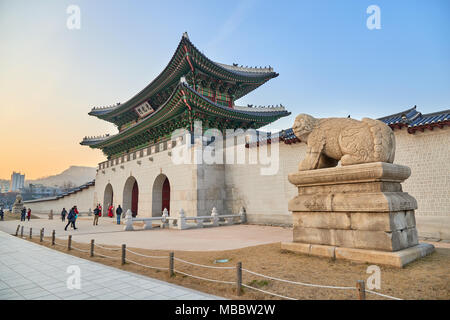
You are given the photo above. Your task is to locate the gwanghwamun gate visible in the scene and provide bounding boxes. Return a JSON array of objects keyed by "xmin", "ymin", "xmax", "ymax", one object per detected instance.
[{"xmin": 25, "ymin": 33, "xmax": 450, "ymax": 240}]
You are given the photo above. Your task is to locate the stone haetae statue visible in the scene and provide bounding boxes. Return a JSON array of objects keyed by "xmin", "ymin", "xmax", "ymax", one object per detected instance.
[
  {"xmin": 292, "ymin": 114, "xmax": 395, "ymax": 171},
  {"xmin": 12, "ymin": 194, "xmax": 24, "ymax": 214},
  {"xmin": 282, "ymin": 113, "xmax": 434, "ymax": 267}
]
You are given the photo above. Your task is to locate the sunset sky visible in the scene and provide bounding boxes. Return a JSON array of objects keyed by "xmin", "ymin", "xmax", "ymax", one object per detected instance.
[{"xmin": 0, "ymin": 0, "xmax": 449, "ymax": 180}]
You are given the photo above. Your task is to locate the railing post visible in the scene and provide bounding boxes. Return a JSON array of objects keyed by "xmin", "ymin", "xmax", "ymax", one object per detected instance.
[
  {"xmin": 15, "ymin": 225, "xmax": 20, "ymax": 236},
  {"xmin": 20, "ymin": 226, "xmax": 24, "ymax": 238},
  {"xmin": 236, "ymin": 262, "xmax": 242, "ymax": 296},
  {"xmin": 90, "ymin": 239, "xmax": 94, "ymax": 257},
  {"xmin": 169, "ymin": 252, "xmax": 174, "ymax": 277},
  {"xmin": 29, "ymin": 228, "xmax": 32, "ymax": 239},
  {"xmin": 356, "ymin": 280, "xmax": 366, "ymax": 300},
  {"xmin": 68, "ymin": 235, "xmax": 72, "ymax": 250},
  {"xmin": 121, "ymin": 244, "xmax": 126, "ymax": 265},
  {"xmin": 40, "ymin": 228, "xmax": 44, "ymax": 242},
  {"xmin": 52, "ymin": 230, "xmax": 55, "ymax": 245}
]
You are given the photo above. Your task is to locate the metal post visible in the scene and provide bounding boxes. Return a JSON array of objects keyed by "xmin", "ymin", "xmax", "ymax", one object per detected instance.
[
  {"xmin": 356, "ymin": 280, "xmax": 366, "ymax": 300},
  {"xmin": 20, "ymin": 226, "xmax": 24, "ymax": 238},
  {"xmin": 121, "ymin": 244, "xmax": 126, "ymax": 265},
  {"xmin": 15, "ymin": 225, "xmax": 20, "ymax": 236},
  {"xmin": 169, "ymin": 252, "xmax": 174, "ymax": 277},
  {"xmin": 40, "ymin": 228, "xmax": 43, "ymax": 242},
  {"xmin": 236, "ymin": 262, "xmax": 242, "ymax": 296},
  {"xmin": 90, "ymin": 239, "xmax": 94, "ymax": 257},
  {"xmin": 51, "ymin": 230, "xmax": 55, "ymax": 245},
  {"xmin": 68, "ymin": 235, "xmax": 72, "ymax": 250},
  {"xmin": 29, "ymin": 228, "xmax": 32, "ymax": 239}
]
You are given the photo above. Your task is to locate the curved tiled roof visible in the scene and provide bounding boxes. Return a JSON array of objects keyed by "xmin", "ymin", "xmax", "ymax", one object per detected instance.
[
  {"xmin": 88, "ymin": 33, "xmax": 278, "ymax": 125},
  {"xmin": 378, "ymin": 106, "xmax": 449, "ymax": 132}
]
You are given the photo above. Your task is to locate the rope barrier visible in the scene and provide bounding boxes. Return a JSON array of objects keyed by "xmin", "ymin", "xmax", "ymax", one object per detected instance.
[
  {"xmin": 95, "ymin": 252, "xmax": 120, "ymax": 260},
  {"xmin": 366, "ymin": 289, "xmax": 402, "ymax": 300},
  {"xmin": 174, "ymin": 257, "xmax": 235, "ymax": 269},
  {"xmin": 54, "ymin": 242, "xmax": 66, "ymax": 247},
  {"xmin": 125, "ymin": 258, "xmax": 169, "ymax": 270},
  {"xmin": 71, "ymin": 246, "xmax": 90, "ymax": 253},
  {"xmin": 173, "ymin": 269, "xmax": 235, "ymax": 285},
  {"xmin": 94, "ymin": 243, "xmax": 121, "ymax": 251},
  {"xmin": 125, "ymin": 248, "xmax": 168, "ymax": 259},
  {"xmin": 242, "ymin": 284, "xmax": 297, "ymax": 300},
  {"xmin": 242, "ymin": 268, "xmax": 356, "ymax": 290}
]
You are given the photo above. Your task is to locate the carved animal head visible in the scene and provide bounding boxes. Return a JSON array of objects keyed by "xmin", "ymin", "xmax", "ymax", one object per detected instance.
[{"xmin": 292, "ymin": 114, "xmax": 318, "ymax": 142}]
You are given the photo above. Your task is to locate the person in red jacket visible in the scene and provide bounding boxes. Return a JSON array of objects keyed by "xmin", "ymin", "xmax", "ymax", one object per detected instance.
[
  {"xmin": 108, "ymin": 204, "xmax": 113, "ymax": 218},
  {"xmin": 27, "ymin": 208, "xmax": 31, "ymax": 221},
  {"xmin": 98, "ymin": 204, "xmax": 102, "ymax": 217}
]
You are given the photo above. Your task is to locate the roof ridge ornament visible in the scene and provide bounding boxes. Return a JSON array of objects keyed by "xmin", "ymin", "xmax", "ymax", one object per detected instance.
[{"xmin": 182, "ymin": 32, "xmax": 189, "ymax": 39}]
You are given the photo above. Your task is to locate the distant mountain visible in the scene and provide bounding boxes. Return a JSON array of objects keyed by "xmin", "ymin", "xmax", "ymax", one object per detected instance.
[{"xmin": 27, "ymin": 166, "xmax": 96, "ymax": 188}]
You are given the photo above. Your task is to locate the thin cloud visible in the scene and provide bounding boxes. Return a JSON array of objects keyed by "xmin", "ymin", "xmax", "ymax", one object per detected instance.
[{"xmin": 205, "ymin": 0, "xmax": 255, "ymax": 51}]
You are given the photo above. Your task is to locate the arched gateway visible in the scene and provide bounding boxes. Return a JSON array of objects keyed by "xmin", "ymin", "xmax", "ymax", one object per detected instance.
[
  {"xmin": 152, "ymin": 174, "xmax": 170, "ymax": 216},
  {"xmin": 123, "ymin": 177, "xmax": 139, "ymax": 217},
  {"xmin": 103, "ymin": 183, "xmax": 113, "ymax": 213}
]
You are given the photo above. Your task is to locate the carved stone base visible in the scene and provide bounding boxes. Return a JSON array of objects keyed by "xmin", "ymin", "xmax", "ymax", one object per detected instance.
[
  {"xmin": 11, "ymin": 204, "xmax": 24, "ymax": 214},
  {"xmin": 281, "ymin": 242, "xmax": 434, "ymax": 268},
  {"xmin": 284, "ymin": 162, "xmax": 434, "ymax": 267}
]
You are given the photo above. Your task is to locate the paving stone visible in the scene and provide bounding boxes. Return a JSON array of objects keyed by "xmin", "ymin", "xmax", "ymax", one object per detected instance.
[{"xmin": 0, "ymin": 230, "xmax": 221, "ymax": 300}]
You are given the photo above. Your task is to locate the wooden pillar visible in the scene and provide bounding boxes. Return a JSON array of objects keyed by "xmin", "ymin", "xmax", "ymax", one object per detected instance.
[
  {"xmin": 29, "ymin": 227, "xmax": 32, "ymax": 239},
  {"xmin": 15, "ymin": 225, "xmax": 20, "ymax": 236},
  {"xmin": 356, "ymin": 280, "xmax": 366, "ymax": 300},
  {"xmin": 20, "ymin": 226, "xmax": 24, "ymax": 237},
  {"xmin": 68, "ymin": 235, "xmax": 72, "ymax": 250},
  {"xmin": 236, "ymin": 262, "xmax": 242, "ymax": 296},
  {"xmin": 121, "ymin": 244, "xmax": 126, "ymax": 265},
  {"xmin": 40, "ymin": 228, "xmax": 44, "ymax": 242},
  {"xmin": 90, "ymin": 239, "xmax": 94, "ymax": 257},
  {"xmin": 169, "ymin": 252, "xmax": 174, "ymax": 277},
  {"xmin": 51, "ymin": 230, "xmax": 55, "ymax": 245}
]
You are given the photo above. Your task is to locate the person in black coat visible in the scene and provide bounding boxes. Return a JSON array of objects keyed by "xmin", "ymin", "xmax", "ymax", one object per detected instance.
[
  {"xmin": 93, "ymin": 206, "xmax": 100, "ymax": 226},
  {"xmin": 21, "ymin": 208, "xmax": 26, "ymax": 221},
  {"xmin": 61, "ymin": 208, "xmax": 67, "ymax": 222},
  {"xmin": 64, "ymin": 207, "xmax": 77, "ymax": 230},
  {"xmin": 116, "ymin": 205, "xmax": 123, "ymax": 225}
]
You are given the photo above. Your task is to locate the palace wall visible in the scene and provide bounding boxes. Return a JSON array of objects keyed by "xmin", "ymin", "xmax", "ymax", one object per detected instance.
[
  {"xmin": 392, "ymin": 126, "xmax": 450, "ymax": 239},
  {"xmin": 24, "ymin": 184, "xmax": 96, "ymax": 214}
]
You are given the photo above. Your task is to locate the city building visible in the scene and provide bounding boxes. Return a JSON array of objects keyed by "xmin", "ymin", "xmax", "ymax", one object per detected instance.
[{"xmin": 10, "ymin": 172, "xmax": 25, "ymax": 192}]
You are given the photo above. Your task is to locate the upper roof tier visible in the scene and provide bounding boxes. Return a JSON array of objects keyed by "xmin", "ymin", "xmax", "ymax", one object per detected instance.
[{"xmin": 89, "ymin": 32, "xmax": 279, "ymax": 127}]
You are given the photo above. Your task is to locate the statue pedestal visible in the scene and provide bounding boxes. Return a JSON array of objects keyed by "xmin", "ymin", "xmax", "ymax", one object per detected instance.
[{"xmin": 281, "ymin": 162, "xmax": 434, "ymax": 267}]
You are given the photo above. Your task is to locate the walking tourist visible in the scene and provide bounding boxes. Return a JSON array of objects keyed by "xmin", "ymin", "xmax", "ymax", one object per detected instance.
[
  {"xmin": 98, "ymin": 204, "xmax": 102, "ymax": 217},
  {"xmin": 61, "ymin": 208, "xmax": 67, "ymax": 222},
  {"xmin": 0, "ymin": 207, "xmax": 4, "ymax": 221},
  {"xmin": 21, "ymin": 208, "xmax": 26, "ymax": 221},
  {"xmin": 93, "ymin": 205, "xmax": 100, "ymax": 226},
  {"xmin": 108, "ymin": 204, "xmax": 114, "ymax": 218},
  {"xmin": 64, "ymin": 206, "xmax": 77, "ymax": 230},
  {"xmin": 116, "ymin": 205, "xmax": 122, "ymax": 225},
  {"xmin": 27, "ymin": 208, "xmax": 31, "ymax": 221}
]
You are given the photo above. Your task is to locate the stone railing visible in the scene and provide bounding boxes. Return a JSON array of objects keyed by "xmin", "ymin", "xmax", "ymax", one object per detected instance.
[{"xmin": 123, "ymin": 207, "xmax": 246, "ymax": 231}]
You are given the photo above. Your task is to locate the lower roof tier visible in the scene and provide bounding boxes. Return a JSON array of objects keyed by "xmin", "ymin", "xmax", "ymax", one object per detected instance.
[{"xmin": 81, "ymin": 80, "xmax": 290, "ymax": 157}]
